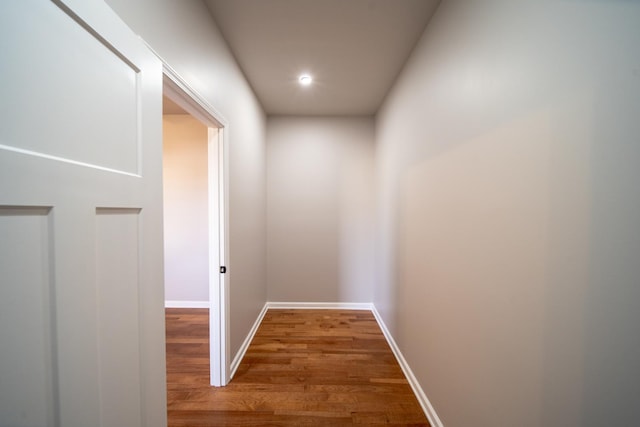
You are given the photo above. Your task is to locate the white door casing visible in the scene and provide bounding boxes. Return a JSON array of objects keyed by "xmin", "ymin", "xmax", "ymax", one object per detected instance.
[
  {"xmin": 0, "ymin": 1, "xmax": 166, "ymax": 426},
  {"xmin": 162, "ymin": 67, "xmax": 230, "ymax": 386},
  {"xmin": 208, "ymin": 126, "xmax": 230, "ymax": 386}
]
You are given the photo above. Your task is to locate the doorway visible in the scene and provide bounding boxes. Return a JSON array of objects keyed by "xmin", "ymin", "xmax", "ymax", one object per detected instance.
[{"xmin": 162, "ymin": 69, "xmax": 230, "ymax": 387}]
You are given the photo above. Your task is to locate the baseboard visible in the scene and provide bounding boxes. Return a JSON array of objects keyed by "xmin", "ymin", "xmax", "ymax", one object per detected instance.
[
  {"xmin": 229, "ymin": 302, "xmax": 269, "ymax": 379},
  {"xmin": 266, "ymin": 301, "xmax": 374, "ymax": 310},
  {"xmin": 371, "ymin": 306, "xmax": 443, "ymax": 427},
  {"xmin": 165, "ymin": 300, "xmax": 209, "ymax": 308}
]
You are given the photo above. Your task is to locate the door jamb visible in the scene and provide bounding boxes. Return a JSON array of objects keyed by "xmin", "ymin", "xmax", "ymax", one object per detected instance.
[{"xmin": 161, "ymin": 62, "xmax": 230, "ymax": 387}]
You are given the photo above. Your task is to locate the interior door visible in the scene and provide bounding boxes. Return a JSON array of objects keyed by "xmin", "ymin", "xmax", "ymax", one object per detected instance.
[{"xmin": 0, "ymin": 1, "xmax": 166, "ymax": 426}]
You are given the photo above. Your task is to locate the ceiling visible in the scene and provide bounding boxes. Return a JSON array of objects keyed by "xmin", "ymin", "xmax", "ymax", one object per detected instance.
[{"xmin": 204, "ymin": 0, "xmax": 441, "ymax": 116}]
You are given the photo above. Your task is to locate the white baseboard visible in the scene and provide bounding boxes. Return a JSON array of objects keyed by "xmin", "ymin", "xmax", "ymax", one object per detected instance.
[
  {"xmin": 229, "ymin": 302, "xmax": 269, "ymax": 379},
  {"xmin": 371, "ymin": 306, "xmax": 443, "ymax": 427},
  {"xmin": 165, "ymin": 300, "xmax": 209, "ymax": 308},
  {"xmin": 266, "ymin": 301, "xmax": 374, "ymax": 310}
]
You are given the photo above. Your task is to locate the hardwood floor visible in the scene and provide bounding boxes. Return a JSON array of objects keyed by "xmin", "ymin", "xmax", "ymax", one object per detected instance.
[{"xmin": 165, "ymin": 308, "xmax": 430, "ymax": 426}]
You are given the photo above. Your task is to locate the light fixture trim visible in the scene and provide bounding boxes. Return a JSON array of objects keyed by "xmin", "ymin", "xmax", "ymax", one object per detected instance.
[{"xmin": 299, "ymin": 74, "xmax": 313, "ymax": 86}]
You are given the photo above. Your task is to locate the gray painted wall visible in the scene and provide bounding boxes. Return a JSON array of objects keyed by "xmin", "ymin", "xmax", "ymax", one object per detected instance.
[
  {"xmin": 107, "ymin": 0, "xmax": 267, "ymax": 358},
  {"xmin": 375, "ymin": 1, "xmax": 640, "ymax": 426},
  {"xmin": 108, "ymin": 1, "xmax": 640, "ymax": 425},
  {"xmin": 267, "ymin": 117, "xmax": 375, "ymax": 303}
]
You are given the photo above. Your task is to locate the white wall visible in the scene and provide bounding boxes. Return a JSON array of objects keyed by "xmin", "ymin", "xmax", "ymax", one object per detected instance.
[
  {"xmin": 267, "ymin": 117, "xmax": 375, "ymax": 303},
  {"xmin": 106, "ymin": 0, "xmax": 267, "ymax": 357},
  {"xmin": 375, "ymin": 1, "xmax": 640, "ymax": 426},
  {"xmin": 163, "ymin": 114, "xmax": 209, "ymax": 303}
]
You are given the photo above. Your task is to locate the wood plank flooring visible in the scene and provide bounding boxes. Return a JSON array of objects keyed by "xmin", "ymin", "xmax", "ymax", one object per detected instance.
[{"xmin": 165, "ymin": 308, "xmax": 430, "ymax": 426}]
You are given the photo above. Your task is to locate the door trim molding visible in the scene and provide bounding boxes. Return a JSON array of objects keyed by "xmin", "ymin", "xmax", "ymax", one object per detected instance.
[
  {"xmin": 154, "ymin": 49, "xmax": 227, "ymax": 128},
  {"xmin": 152, "ymin": 49, "xmax": 231, "ymax": 387}
]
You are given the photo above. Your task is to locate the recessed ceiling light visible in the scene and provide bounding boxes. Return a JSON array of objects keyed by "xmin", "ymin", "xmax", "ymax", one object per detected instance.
[{"xmin": 299, "ymin": 74, "xmax": 313, "ymax": 86}]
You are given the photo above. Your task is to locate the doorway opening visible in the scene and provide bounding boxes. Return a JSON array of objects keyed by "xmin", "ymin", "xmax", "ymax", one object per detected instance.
[{"xmin": 162, "ymin": 68, "xmax": 230, "ymax": 387}]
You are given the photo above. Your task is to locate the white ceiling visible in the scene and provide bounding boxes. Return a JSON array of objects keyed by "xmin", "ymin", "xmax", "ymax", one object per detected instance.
[{"xmin": 204, "ymin": 0, "xmax": 441, "ymax": 116}]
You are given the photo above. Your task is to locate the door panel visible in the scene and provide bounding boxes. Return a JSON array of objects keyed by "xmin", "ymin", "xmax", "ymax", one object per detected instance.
[
  {"xmin": 0, "ymin": 207, "xmax": 56, "ymax": 427},
  {"xmin": 95, "ymin": 208, "xmax": 143, "ymax": 426},
  {"xmin": 0, "ymin": 1, "xmax": 166, "ymax": 426},
  {"xmin": 0, "ymin": 1, "xmax": 140, "ymax": 175}
]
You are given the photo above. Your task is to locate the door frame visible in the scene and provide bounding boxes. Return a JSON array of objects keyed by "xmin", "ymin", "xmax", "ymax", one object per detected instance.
[{"xmin": 161, "ymin": 61, "xmax": 231, "ymax": 386}]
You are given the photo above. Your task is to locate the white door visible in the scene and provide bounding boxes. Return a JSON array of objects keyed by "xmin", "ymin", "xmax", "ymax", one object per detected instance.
[{"xmin": 0, "ymin": 1, "xmax": 166, "ymax": 426}]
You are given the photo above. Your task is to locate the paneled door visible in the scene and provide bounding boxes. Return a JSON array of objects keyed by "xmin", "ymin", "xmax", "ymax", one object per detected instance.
[{"xmin": 0, "ymin": 1, "xmax": 166, "ymax": 426}]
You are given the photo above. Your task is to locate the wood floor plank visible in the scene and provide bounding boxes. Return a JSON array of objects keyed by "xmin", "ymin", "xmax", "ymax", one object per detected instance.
[{"xmin": 165, "ymin": 308, "xmax": 430, "ymax": 426}]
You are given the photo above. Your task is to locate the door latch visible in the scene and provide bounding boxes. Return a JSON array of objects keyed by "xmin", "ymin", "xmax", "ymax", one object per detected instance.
[{"xmin": 220, "ymin": 266, "xmax": 227, "ymax": 274}]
